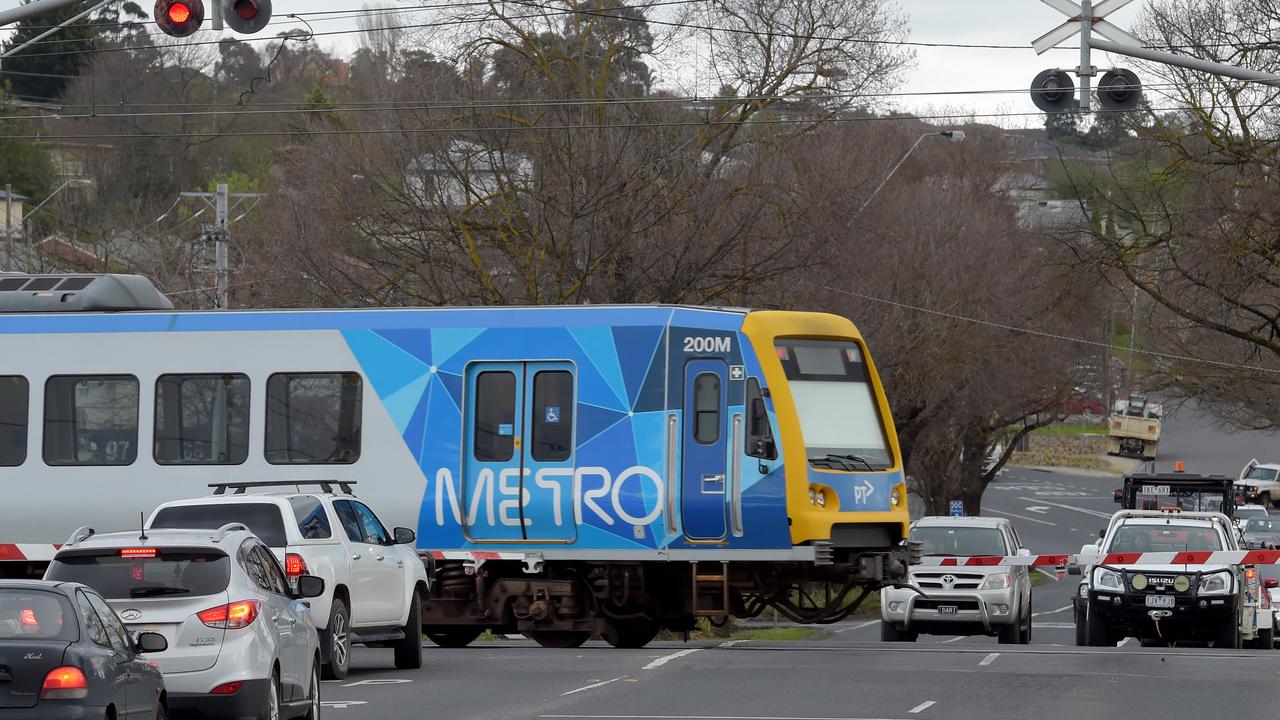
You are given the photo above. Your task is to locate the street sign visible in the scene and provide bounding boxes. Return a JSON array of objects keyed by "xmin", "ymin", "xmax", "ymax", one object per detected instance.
[
  {"xmin": 1031, "ymin": 0, "xmax": 1139, "ymax": 55},
  {"xmin": 949, "ymin": 500, "xmax": 964, "ymax": 517}
]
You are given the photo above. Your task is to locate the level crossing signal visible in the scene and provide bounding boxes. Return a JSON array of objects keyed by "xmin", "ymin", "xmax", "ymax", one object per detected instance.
[{"xmin": 154, "ymin": 0, "xmax": 273, "ymax": 37}]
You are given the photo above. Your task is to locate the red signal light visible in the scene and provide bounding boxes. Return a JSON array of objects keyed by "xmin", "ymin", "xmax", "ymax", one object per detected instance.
[
  {"xmin": 233, "ymin": 0, "xmax": 256, "ymax": 19},
  {"xmin": 155, "ymin": 0, "xmax": 204, "ymax": 37},
  {"xmin": 167, "ymin": 1, "xmax": 191, "ymax": 23}
]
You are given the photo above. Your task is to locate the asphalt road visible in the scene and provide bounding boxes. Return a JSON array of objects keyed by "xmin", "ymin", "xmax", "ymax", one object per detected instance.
[
  {"xmin": 322, "ymin": 638, "xmax": 1275, "ymax": 720},
  {"xmin": 1157, "ymin": 399, "xmax": 1280, "ymax": 477}
]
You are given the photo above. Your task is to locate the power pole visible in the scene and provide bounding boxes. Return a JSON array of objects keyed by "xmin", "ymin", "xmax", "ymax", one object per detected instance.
[
  {"xmin": 180, "ymin": 185, "xmax": 264, "ymax": 310},
  {"xmin": 3, "ymin": 183, "xmax": 12, "ymax": 272}
]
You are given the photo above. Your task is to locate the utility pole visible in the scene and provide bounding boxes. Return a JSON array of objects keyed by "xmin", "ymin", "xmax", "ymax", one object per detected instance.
[
  {"xmin": 180, "ymin": 185, "xmax": 264, "ymax": 310},
  {"xmin": 3, "ymin": 183, "xmax": 12, "ymax": 272}
]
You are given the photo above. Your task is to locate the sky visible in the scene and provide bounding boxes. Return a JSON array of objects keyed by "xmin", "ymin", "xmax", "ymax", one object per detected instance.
[{"xmin": 0, "ymin": 0, "xmax": 1148, "ymax": 127}]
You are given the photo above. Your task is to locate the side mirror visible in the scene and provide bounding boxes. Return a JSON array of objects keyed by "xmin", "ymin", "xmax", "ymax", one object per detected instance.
[
  {"xmin": 1017, "ymin": 548, "xmax": 1032, "ymax": 557},
  {"xmin": 294, "ymin": 574, "xmax": 326, "ymax": 599},
  {"xmin": 747, "ymin": 397, "xmax": 778, "ymax": 461},
  {"xmin": 1098, "ymin": 529, "xmax": 1106, "ymax": 539},
  {"xmin": 393, "ymin": 527, "xmax": 416, "ymax": 545},
  {"xmin": 135, "ymin": 632, "xmax": 167, "ymax": 654},
  {"xmin": 1114, "ymin": 489, "xmax": 1123, "ymax": 504},
  {"xmin": 1067, "ymin": 565, "xmax": 1081, "ymax": 576},
  {"xmin": 1266, "ymin": 577, "xmax": 1280, "ymax": 589}
]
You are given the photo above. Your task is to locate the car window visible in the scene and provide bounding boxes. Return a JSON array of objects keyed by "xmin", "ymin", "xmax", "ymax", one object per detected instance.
[
  {"xmin": 289, "ymin": 495, "xmax": 332, "ymax": 540},
  {"xmin": 332, "ymin": 500, "xmax": 364, "ymax": 543},
  {"xmin": 150, "ymin": 503, "xmax": 289, "ymax": 547},
  {"xmin": 238, "ymin": 540, "xmax": 274, "ymax": 593},
  {"xmin": 0, "ymin": 589, "xmax": 75, "ymax": 641},
  {"xmin": 254, "ymin": 545, "xmax": 289, "ymax": 595},
  {"xmin": 912, "ymin": 526, "xmax": 1007, "ymax": 556},
  {"xmin": 1108, "ymin": 524, "xmax": 1224, "ymax": 552},
  {"xmin": 47, "ymin": 549, "xmax": 231, "ymax": 599},
  {"xmin": 1246, "ymin": 467, "xmax": 1279, "ymax": 482},
  {"xmin": 86, "ymin": 592, "xmax": 132, "ymax": 654},
  {"xmin": 353, "ymin": 502, "xmax": 391, "ymax": 545},
  {"xmin": 75, "ymin": 591, "xmax": 111, "ymax": 647}
]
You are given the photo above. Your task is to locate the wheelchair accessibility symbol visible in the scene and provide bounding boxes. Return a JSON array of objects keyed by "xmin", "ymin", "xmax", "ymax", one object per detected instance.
[{"xmin": 545, "ymin": 406, "xmax": 561, "ymax": 424}]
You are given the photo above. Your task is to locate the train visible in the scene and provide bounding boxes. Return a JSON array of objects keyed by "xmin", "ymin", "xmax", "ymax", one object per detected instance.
[{"xmin": 0, "ymin": 273, "xmax": 913, "ymax": 646}]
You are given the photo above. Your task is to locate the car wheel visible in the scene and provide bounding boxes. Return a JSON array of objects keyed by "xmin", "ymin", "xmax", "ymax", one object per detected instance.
[
  {"xmin": 1084, "ymin": 608, "xmax": 1111, "ymax": 647},
  {"xmin": 1214, "ymin": 622, "xmax": 1241, "ymax": 649},
  {"xmin": 997, "ymin": 621, "xmax": 1020, "ymax": 644},
  {"xmin": 1020, "ymin": 600, "xmax": 1032, "ymax": 644},
  {"xmin": 394, "ymin": 593, "xmax": 424, "ymax": 669},
  {"xmin": 262, "ymin": 673, "xmax": 281, "ymax": 720},
  {"xmin": 527, "ymin": 630, "xmax": 591, "ymax": 648},
  {"xmin": 303, "ymin": 662, "xmax": 321, "ymax": 720},
  {"xmin": 1261, "ymin": 493, "xmax": 1273, "ymax": 508},
  {"xmin": 322, "ymin": 598, "xmax": 351, "ymax": 680},
  {"xmin": 156, "ymin": 701, "xmax": 167, "ymax": 720},
  {"xmin": 425, "ymin": 627, "xmax": 486, "ymax": 648},
  {"xmin": 603, "ymin": 619, "xmax": 661, "ymax": 649},
  {"xmin": 880, "ymin": 621, "xmax": 916, "ymax": 642}
]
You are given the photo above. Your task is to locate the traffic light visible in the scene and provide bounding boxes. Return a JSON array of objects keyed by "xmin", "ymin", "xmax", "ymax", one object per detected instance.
[
  {"xmin": 155, "ymin": 0, "xmax": 204, "ymax": 37},
  {"xmin": 1097, "ymin": 69, "xmax": 1142, "ymax": 112},
  {"xmin": 224, "ymin": 0, "xmax": 271, "ymax": 34},
  {"xmin": 1030, "ymin": 69, "xmax": 1076, "ymax": 113}
]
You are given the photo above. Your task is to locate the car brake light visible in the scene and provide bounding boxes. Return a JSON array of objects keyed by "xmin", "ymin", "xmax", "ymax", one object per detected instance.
[
  {"xmin": 41, "ymin": 666, "xmax": 88, "ymax": 700},
  {"xmin": 210, "ymin": 681, "xmax": 244, "ymax": 695},
  {"xmin": 198, "ymin": 600, "xmax": 259, "ymax": 629},
  {"xmin": 20, "ymin": 608, "xmax": 37, "ymax": 627},
  {"xmin": 285, "ymin": 553, "xmax": 308, "ymax": 577},
  {"xmin": 1246, "ymin": 567, "xmax": 1258, "ymax": 580},
  {"xmin": 120, "ymin": 547, "xmax": 157, "ymax": 558}
]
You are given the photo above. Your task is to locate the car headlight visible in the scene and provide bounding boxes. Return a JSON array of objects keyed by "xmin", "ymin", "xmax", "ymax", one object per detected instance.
[
  {"xmin": 1078, "ymin": 582, "xmax": 1089, "ymax": 599},
  {"xmin": 1094, "ymin": 567, "xmax": 1123, "ymax": 592},
  {"xmin": 1199, "ymin": 572, "xmax": 1232, "ymax": 595},
  {"xmin": 1173, "ymin": 575, "xmax": 1191, "ymax": 593},
  {"xmin": 1131, "ymin": 573, "xmax": 1148, "ymax": 590},
  {"xmin": 981, "ymin": 573, "xmax": 1012, "ymax": 590}
]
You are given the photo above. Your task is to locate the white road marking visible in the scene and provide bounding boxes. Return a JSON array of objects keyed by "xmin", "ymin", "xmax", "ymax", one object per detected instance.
[
  {"xmin": 1035, "ymin": 569, "xmax": 1061, "ymax": 582},
  {"xmin": 643, "ymin": 648, "xmax": 701, "ymax": 670},
  {"xmin": 562, "ymin": 677, "xmax": 623, "ymax": 696},
  {"xmin": 342, "ymin": 678, "xmax": 412, "ymax": 687},
  {"xmin": 834, "ymin": 620, "xmax": 879, "ymax": 634},
  {"xmin": 321, "ymin": 701, "xmax": 369, "ymax": 710},
  {"xmin": 979, "ymin": 652, "xmax": 999, "ymax": 666},
  {"xmin": 907, "ymin": 701, "xmax": 935, "ymax": 715},
  {"xmin": 1032, "ymin": 604, "xmax": 1073, "ymax": 617},
  {"xmin": 719, "ymin": 640, "xmax": 746, "ymax": 647},
  {"xmin": 1118, "ymin": 638, "xmax": 1132, "ymax": 647},
  {"xmin": 1071, "ymin": 528, "xmax": 1080, "ymax": 532},
  {"xmin": 1033, "ymin": 622, "xmax": 1077, "ymax": 628},
  {"xmin": 542, "ymin": 716, "xmax": 919, "ymax": 720},
  {"xmin": 939, "ymin": 636, "xmax": 966, "ymax": 644},
  {"xmin": 1016, "ymin": 497, "xmax": 1111, "ymax": 519},
  {"xmin": 1026, "ymin": 506, "xmax": 1050, "ymax": 514},
  {"xmin": 985, "ymin": 507, "xmax": 1057, "ymax": 526}
]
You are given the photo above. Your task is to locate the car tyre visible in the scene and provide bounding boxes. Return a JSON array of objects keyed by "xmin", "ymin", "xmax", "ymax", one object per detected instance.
[
  {"xmin": 1085, "ymin": 608, "xmax": 1111, "ymax": 647},
  {"xmin": 528, "ymin": 630, "xmax": 592, "ymax": 648},
  {"xmin": 303, "ymin": 662, "xmax": 321, "ymax": 720},
  {"xmin": 156, "ymin": 702, "xmax": 167, "ymax": 720},
  {"xmin": 997, "ymin": 621, "xmax": 1020, "ymax": 644},
  {"xmin": 1214, "ymin": 621, "xmax": 1241, "ymax": 649},
  {"xmin": 880, "ymin": 621, "xmax": 916, "ymax": 642},
  {"xmin": 262, "ymin": 672, "xmax": 281, "ymax": 720},
  {"xmin": 394, "ymin": 593, "xmax": 424, "ymax": 669},
  {"xmin": 603, "ymin": 619, "xmax": 661, "ymax": 649},
  {"xmin": 322, "ymin": 598, "xmax": 351, "ymax": 680},
  {"xmin": 425, "ymin": 627, "xmax": 486, "ymax": 648},
  {"xmin": 1257, "ymin": 626, "xmax": 1276, "ymax": 650},
  {"xmin": 1261, "ymin": 492, "xmax": 1273, "ymax": 509},
  {"xmin": 1019, "ymin": 599, "xmax": 1032, "ymax": 644}
]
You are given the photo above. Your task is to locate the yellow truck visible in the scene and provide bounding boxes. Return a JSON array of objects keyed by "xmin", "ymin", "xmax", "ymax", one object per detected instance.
[{"xmin": 1107, "ymin": 393, "xmax": 1162, "ymax": 460}]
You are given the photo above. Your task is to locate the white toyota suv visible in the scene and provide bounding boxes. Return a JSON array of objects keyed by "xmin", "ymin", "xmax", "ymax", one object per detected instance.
[{"xmin": 147, "ymin": 481, "xmax": 430, "ymax": 679}]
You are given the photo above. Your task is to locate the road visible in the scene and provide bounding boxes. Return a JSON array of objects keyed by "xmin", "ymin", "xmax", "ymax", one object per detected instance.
[{"xmin": 1158, "ymin": 399, "xmax": 1280, "ymax": 477}]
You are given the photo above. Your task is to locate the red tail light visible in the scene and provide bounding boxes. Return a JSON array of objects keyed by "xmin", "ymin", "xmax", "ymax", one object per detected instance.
[
  {"xmin": 20, "ymin": 608, "xmax": 37, "ymax": 627},
  {"xmin": 41, "ymin": 666, "xmax": 88, "ymax": 700},
  {"xmin": 120, "ymin": 547, "xmax": 157, "ymax": 558},
  {"xmin": 210, "ymin": 680, "xmax": 244, "ymax": 695},
  {"xmin": 198, "ymin": 600, "xmax": 259, "ymax": 629},
  {"xmin": 285, "ymin": 553, "xmax": 308, "ymax": 577}
]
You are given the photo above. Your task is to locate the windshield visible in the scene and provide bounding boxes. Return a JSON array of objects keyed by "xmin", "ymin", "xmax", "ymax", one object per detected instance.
[
  {"xmin": 1245, "ymin": 518, "xmax": 1280, "ymax": 533},
  {"xmin": 1107, "ymin": 524, "xmax": 1223, "ymax": 553},
  {"xmin": 0, "ymin": 589, "xmax": 76, "ymax": 641},
  {"xmin": 1134, "ymin": 489, "xmax": 1226, "ymax": 513},
  {"xmin": 150, "ymin": 503, "xmax": 288, "ymax": 547},
  {"xmin": 1245, "ymin": 467, "xmax": 1278, "ymax": 482},
  {"xmin": 1237, "ymin": 507, "xmax": 1269, "ymax": 520},
  {"xmin": 775, "ymin": 339, "xmax": 892, "ymax": 470},
  {"xmin": 46, "ymin": 550, "xmax": 231, "ymax": 599},
  {"xmin": 912, "ymin": 526, "xmax": 1007, "ymax": 556}
]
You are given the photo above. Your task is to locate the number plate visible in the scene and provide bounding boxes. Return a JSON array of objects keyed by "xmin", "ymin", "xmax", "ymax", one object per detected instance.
[
  {"xmin": 937, "ymin": 605, "xmax": 959, "ymax": 615},
  {"xmin": 1145, "ymin": 595, "xmax": 1176, "ymax": 608}
]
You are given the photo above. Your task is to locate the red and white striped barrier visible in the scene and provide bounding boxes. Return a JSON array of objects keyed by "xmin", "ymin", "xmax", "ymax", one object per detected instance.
[
  {"xmin": 0, "ymin": 544, "xmax": 61, "ymax": 562},
  {"xmin": 918, "ymin": 550, "xmax": 1280, "ymax": 567},
  {"xmin": 422, "ymin": 550, "xmax": 527, "ymax": 562}
]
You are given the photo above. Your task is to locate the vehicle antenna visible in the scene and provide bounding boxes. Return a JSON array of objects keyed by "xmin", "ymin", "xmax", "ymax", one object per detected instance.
[{"xmin": 139, "ymin": 511, "xmax": 148, "ymax": 542}]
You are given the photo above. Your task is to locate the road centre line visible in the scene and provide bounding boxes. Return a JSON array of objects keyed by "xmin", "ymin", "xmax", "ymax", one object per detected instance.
[
  {"xmin": 1016, "ymin": 497, "xmax": 1111, "ymax": 519},
  {"xmin": 979, "ymin": 652, "xmax": 999, "ymax": 666},
  {"xmin": 939, "ymin": 636, "xmax": 966, "ymax": 644},
  {"xmin": 562, "ymin": 677, "xmax": 623, "ymax": 696},
  {"xmin": 1032, "ymin": 604, "xmax": 1073, "ymax": 617},
  {"xmin": 834, "ymin": 619, "xmax": 879, "ymax": 634},
  {"xmin": 643, "ymin": 648, "xmax": 700, "ymax": 669},
  {"xmin": 907, "ymin": 702, "xmax": 936, "ymax": 715},
  {"xmin": 984, "ymin": 507, "xmax": 1058, "ymax": 527}
]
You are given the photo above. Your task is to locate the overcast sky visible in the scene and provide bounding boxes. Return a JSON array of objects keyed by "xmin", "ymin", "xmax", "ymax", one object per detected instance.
[{"xmin": 1, "ymin": 0, "xmax": 1147, "ymax": 127}]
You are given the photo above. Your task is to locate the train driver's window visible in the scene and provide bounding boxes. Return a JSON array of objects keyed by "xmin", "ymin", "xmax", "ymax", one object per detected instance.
[
  {"xmin": 0, "ymin": 376, "xmax": 28, "ymax": 467},
  {"xmin": 265, "ymin": 373, "xmax": 362, "ymax": 465},
  {"xmin": 43, "ymin": 375, "xmax": 139, "ymax": 466}
]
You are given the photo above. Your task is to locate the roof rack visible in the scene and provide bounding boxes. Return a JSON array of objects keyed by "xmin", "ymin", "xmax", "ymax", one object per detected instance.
[{"xmin": 208, "ymin": 480, "xmax": 357, "ymax": 496}]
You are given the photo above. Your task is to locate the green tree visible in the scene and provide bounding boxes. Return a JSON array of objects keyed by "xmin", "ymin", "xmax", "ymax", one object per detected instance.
[
  {"xmin": 0, "ymin": 0, "xmax": 97, "ymax": 101},
  {"xmin": 1044, "ymin": 100, "xmax": 1083, "ymax": 144},
  {"xmin": 0, "ymin": 97, "xmax": 54, "ymax": 198}
]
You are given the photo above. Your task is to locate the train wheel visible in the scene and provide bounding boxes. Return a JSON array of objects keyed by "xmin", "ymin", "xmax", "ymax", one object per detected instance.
[
  {"xmin": 528, "ymin": 630, "xmax": 592, "ymax": 648},
  {"xmin": 425, "ymin": 628, "xmax": 485, "ymax": 648},
  {"xmin": 604, "ymin": 619, "xmax": 660, "ymax": 649}
]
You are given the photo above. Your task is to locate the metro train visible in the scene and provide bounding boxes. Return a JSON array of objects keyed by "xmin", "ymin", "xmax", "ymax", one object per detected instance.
[{"xmin": 0, "ymin": 273, "xmax": 912, "ymax": 647}]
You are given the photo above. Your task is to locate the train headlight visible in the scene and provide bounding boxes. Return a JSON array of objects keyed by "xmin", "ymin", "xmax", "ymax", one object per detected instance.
[
  {"xmin": 809, "ymin": 488, "xmax": 817, "ymax": 504},
  {"xmin": 815, "ymin": 491, "xmax": 826, "ymax": 507},
  {"xmin": 1131, "ymin": 573, "xmax": 1148, "ymax": 591},
  {"xmin": 890, "ymin": 488, "xmax": 902, "ymax": 507}
]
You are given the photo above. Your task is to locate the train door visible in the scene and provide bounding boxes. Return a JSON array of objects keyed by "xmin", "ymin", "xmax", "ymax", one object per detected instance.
[
  {"xmin": 681, "ymin": 359, "xmax": 728, "ymax": 540},
  {"xmin": 463, "ymin": 362, "xmax": 576, "ymax": 543}
]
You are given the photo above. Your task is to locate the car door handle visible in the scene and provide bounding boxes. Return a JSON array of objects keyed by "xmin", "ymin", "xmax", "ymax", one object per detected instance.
[
  {"xmin": 351, "ymin": 554, "xmax": 361, "ymax": 560},
  {"xmin": 375, "ymin": 555, "xmax": 386, "ymax": 562}
]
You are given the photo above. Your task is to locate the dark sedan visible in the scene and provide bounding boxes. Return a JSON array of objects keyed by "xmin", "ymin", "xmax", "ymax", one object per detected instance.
[
  {"xmin": 1242, "ymin": 517, "xmax": 1280, "ymax": 549},
  {"xmin": 1, "ymin": 580, "xmax": 167, "ymax": 719}
]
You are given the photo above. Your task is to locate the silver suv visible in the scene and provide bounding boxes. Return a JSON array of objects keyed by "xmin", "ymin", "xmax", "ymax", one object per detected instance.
[
  {"xmin": 44, "ymin": 524, "xmax": 325, "ymax": 720},
  {"xmin": 880, "ymin": 516, "xmax": 1033, "ymax": 644}
]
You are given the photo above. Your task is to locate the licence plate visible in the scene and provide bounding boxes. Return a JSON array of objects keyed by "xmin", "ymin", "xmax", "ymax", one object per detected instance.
[
  {"xmin": 937, "ymin": 605, "xmax": 959, "ymax": 615},
  {"xmin": 1145, "ymin": 595, "xmax": 1176, "ymax": 608}
]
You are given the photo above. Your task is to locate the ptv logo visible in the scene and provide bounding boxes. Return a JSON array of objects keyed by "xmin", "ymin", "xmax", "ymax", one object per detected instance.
[{"xmin": 853, "ymin": 479, "xmax": 876, "ymax": 504}]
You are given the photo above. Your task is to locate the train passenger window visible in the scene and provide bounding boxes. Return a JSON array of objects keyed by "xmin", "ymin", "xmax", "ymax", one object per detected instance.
[
  {"xmin": 693, "ymin": 373, "xmax": 721, "ymax": 444},
  {"xmin": 473, "ymin": 371, "xmax": 516, "ymax": 462},
  {"xmin": 0, "ymin": 376, "xmax": 28, "ymax": 467},
  {"xmin": 265, "ymin": 373, "xmax": 362, "ymax": 465},
  {"xmin": 154, "ymin": 374, "xmax": 250, "ymax": 465},
  {"xmin": 43, "ymin": 375, "xmax": 139, "ymax": 466},
  {"xmin": 531, "ymin": 371, "xmax": 573, "ymax": 462}
]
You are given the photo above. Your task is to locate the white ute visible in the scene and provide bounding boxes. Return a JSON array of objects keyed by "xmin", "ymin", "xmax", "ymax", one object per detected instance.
[{"xmin": 148, "ymin": 481, "xmax": 430, "ymax": 679}]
